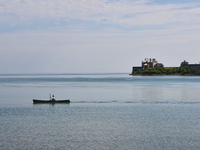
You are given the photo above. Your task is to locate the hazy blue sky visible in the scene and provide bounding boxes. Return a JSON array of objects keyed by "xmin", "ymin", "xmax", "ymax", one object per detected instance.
[{"xmin": 1, "ymin": 0, "xmax": 200, "ymax": 73}]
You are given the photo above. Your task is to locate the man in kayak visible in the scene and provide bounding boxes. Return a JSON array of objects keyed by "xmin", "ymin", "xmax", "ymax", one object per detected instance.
[{"xmin": 52, "ymin": 95, "xmax": 55, "ymax": 101}]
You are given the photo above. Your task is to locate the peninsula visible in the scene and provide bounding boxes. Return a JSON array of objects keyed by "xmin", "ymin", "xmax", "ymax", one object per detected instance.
[{"xmin": 130, "ymin": 58, "xmax": 200, "ymax": 75}]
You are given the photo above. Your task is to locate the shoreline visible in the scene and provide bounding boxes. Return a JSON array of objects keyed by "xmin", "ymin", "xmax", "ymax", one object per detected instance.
[{"xmin": 129, "ymin": 73, "xmax": 200, "ymax": 76}]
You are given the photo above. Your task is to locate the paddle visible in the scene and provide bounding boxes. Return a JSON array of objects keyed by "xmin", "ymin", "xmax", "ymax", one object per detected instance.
[{"xmin": 49, "ymin": 93, "xmax": 51, "ymax": 100}]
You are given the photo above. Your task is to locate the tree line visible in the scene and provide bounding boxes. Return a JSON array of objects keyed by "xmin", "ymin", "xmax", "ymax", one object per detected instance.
[{"xmin": 132, "ymin": 66, "xmax": 200, "ymax": 75}]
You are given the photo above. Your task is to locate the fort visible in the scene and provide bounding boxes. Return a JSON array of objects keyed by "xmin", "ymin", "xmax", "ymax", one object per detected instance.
[{"xmin": 131, "ymin": 58, "xmax": 200, "ymax": 74}]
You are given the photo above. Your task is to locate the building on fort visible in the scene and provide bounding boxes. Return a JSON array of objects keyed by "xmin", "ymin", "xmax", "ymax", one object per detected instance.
[
  {"xmin": 132, "ymin": 59, "xmax": 200, "ymax": 74},
  {"xmin": 132, "ymin": 58, "xmax": 164, "ymax": 73},
  {"xmin": 180, "ymin": 60, "xmax": 200, "ymax": 70}
]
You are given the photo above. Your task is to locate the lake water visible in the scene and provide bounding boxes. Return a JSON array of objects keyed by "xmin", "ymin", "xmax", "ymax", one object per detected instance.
[{"xmin": 1, "ymin": 74, "xmax": 200, "ymax": 149}]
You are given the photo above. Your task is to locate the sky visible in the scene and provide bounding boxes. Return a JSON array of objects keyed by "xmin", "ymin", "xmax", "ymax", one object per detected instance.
[{"xmin": 0, "ymin": 0, "xmax": 200, "ymax": 74}]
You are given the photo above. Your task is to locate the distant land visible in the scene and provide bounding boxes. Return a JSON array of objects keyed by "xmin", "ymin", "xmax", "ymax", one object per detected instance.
[{"xmin": 130, "ymin": 59, "xmax": 200, "ymax": 75}]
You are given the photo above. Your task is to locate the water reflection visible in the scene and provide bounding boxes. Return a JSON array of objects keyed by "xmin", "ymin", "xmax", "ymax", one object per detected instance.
[
  {"xmin": 33, "ymin": 103, "xmax": 70, "ymax": 106},
  {"xmin": 141, "ymin": 87, "xmax": 163, "ymax": 102}
]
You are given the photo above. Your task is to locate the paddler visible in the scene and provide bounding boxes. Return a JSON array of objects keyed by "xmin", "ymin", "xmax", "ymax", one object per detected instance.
[{"xmin": 52, "ymin": 94, "xmax": 55, "ymax": 101}]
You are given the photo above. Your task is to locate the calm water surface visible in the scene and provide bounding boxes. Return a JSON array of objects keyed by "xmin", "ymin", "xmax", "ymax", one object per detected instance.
[{"xmin": 1, "ymin": 74, "xmax": 200, "ymax": 149}]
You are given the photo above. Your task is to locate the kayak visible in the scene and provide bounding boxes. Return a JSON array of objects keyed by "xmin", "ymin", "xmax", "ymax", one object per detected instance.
[{"xmin": 33, "ymin": 99, "xmax": 70, "ymax": 103}]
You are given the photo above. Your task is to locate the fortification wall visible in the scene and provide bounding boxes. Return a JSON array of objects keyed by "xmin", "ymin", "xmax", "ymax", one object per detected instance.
[{"xmin": 189, "ymin": 64, "xmax": 200, "ymax": 70}]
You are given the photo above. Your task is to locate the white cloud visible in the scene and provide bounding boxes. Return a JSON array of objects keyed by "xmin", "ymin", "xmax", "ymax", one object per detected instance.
[{"xmin": 0, "ymin": 0, "xmax": 200, "ymax": 28}]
